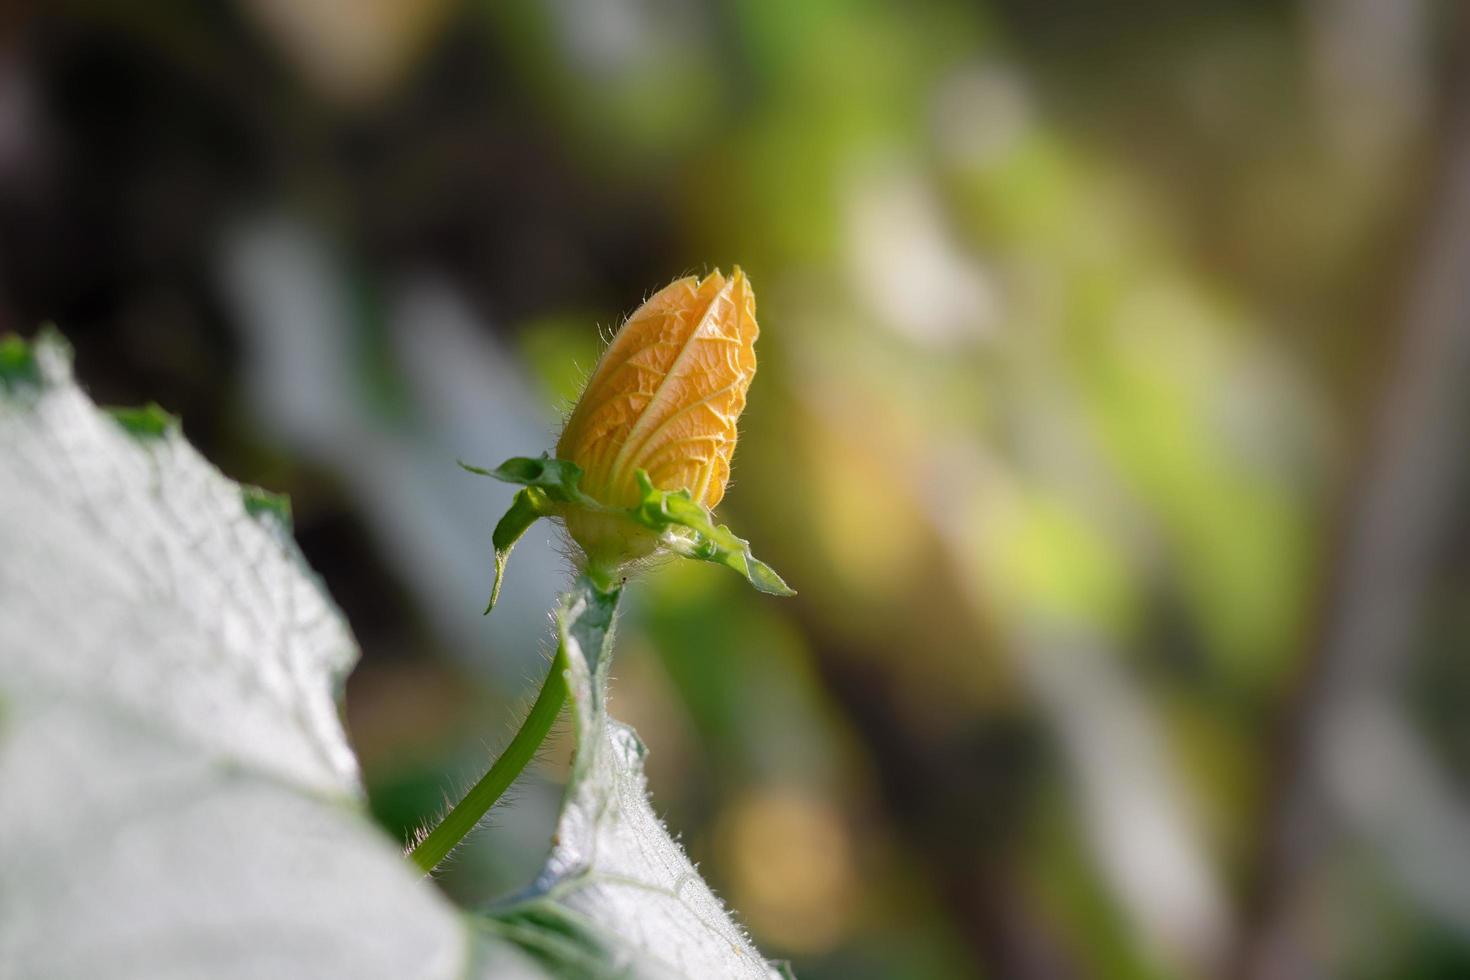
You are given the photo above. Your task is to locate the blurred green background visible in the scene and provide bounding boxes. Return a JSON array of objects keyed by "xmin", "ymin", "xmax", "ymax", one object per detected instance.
[{"xmin": 2, "ymin": 1, "xmax": 1469, "ymax": 977}]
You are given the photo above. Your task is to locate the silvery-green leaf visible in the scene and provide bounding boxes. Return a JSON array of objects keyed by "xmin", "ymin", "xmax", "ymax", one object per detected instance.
[
  {"xmin": 0, "ymin": 330, "xmax": 542, "ymax": 980},
  {"xmin": 485, "ymin": 577, "xmax": 785, "ymax": 979}
]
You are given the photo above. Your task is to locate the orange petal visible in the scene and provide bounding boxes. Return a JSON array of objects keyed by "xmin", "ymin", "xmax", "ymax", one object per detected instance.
[{"xmin": 558, "ymin": 268, "xmax": 758, "ymax": 510}]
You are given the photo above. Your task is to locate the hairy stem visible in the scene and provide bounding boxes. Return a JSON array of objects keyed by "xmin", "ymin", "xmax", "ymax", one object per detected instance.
[
  {"xmin": 410, "ymin": 649, "xmax": 569, "ymax": 874},
  {"xmin": 409, "ymin": 573, "xmax": 622, "ymax": 874}
]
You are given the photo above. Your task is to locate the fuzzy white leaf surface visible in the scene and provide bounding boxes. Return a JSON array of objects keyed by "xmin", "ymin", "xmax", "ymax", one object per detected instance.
[
  {"xmin": 0, "ymin": 334, "xmax": 539, "ymax": 980},
  {"xmin": 500, "ymin": 582, "xmax": 783, "ymax": 980}
]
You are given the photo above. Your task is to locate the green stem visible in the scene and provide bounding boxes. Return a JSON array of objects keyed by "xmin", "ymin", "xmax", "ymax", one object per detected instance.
[{"xmin": 409, "ymin": 649, "xmax": 568, "ymax": 873}]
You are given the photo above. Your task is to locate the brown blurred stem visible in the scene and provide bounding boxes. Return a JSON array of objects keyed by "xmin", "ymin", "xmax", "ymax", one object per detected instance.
[
  {"xmin": 797, "ymin": 605, "xmax": 1081, "ymax": 980},
  {"xmin": 1234, "ymin": 33, "xmax": 1470, "ymax": 980}
]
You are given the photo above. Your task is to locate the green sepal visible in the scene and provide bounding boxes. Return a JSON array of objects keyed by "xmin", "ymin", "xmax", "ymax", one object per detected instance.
[
  {"xmin": 463, "ymin": 455, "xmax": 794, "ymax": 602},
  {"xmin": 485, "ymin": 487, "xmax": 551, "ymax": 613},
  {"xmin": 458, "ymin": 454, "xmax": 595, "ymax": 506},
  {"xmin": 630, "ymin": 469, "xmax": 795, "ymax": 597}
]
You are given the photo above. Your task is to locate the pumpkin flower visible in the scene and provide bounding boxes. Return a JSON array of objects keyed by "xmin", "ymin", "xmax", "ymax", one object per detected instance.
[
  {"xmin": 413, "ymin": 270, "xmax": 787, "ymax": 875},
  {"xmin": 461, "ymin": 267, "xmax": 790, "ymax": 606},
  {"xmin": 557, "ymin": 268, "xmax": 758, "ymax": 565}
]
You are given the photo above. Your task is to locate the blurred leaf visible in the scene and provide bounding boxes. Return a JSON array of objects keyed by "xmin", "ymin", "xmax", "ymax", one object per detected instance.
[
  {"xmin": 0, "ymin": 332, "xmax": 541, "ymax": 979},
  {"xmin": 517, "ymin": 313, "xmax": 604, "ymax": 411},
  {"xmin": 106, "ymin": 402, "xmax": 180, "ymax": 439},
  {"xmin": 240, "ymin": 483, "xmax": 295, "ymax": 529},
  {"xmin": 0, "ymin": 333, "xmax": 42, "ymax": 391},
  {"xmin": 242, "ymin": 0, "xmax": 458, "ymax": 105},
  {"xmin": 480, "ymin": 0, "xmax": 728, "ymax": 170}
]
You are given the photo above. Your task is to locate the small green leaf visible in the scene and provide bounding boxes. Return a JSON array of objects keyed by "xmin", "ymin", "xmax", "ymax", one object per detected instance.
[
  {"xmin": 107, "ymin": 402, "xmax": 179, "ymax": 440},
  {"xmin": 630, "ymin": 469, "xmax": 795, "ymax": 597},
  {"xmin": 242, "ymin": 485, "xmax": 294, "ymax": 529},
  {"xmin": 480, "ymin": 900, "xmax": 625, "ymax": 979},
  {"xmin": 459, "ymin": 455, "xmax": 593, "ymax": 505},
  {"xmin": 0, "ymin": 335, "xmax": 40, "ymax": 392},
  {"xmin": 486, "ymin": 487, "xmax": 549, "ymax": 613}
]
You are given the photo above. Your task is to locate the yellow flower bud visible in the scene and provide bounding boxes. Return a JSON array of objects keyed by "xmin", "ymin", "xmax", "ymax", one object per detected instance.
[{"xmin": 557, "ymin": 268, "xmax": 759, "ymax": 567}]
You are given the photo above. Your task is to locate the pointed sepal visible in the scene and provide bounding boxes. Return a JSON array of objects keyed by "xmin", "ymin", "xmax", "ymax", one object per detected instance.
[{"xmin": 630, "ymin": 469, "xmax": 795, "ymax": 597}]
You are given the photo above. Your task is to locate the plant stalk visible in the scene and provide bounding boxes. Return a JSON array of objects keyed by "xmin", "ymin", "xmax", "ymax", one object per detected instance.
[{"xmin": 409, "ymin": 649, "xmax": 568, "ymax": 873}]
